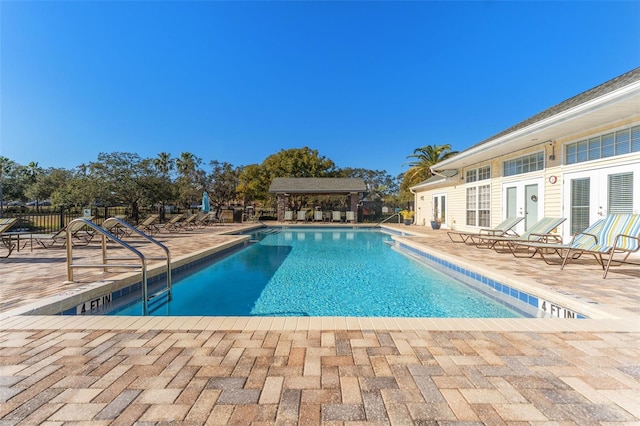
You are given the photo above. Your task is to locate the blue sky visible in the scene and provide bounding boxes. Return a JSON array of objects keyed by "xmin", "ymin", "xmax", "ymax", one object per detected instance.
[{"xmin": 1, "ymin": 1, "xmax": 638, "ymax": 178}]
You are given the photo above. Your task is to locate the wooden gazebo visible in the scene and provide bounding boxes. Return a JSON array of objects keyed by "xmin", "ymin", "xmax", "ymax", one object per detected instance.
[{"xmin": 268, "ymin": 177, "xmax": 367, "ymax": 222}]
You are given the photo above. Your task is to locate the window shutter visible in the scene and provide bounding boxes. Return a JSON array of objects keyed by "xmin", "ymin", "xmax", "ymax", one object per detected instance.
[
  {"xmin": 608, "ymin": 172, "xmax": 633, "ymax": 214},
  {"xmin": 570, "ymin": 178, "xmax": 590, "ymax": 235}
]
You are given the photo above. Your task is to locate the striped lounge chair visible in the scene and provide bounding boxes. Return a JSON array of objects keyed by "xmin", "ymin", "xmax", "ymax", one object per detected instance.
[
  {"xmin": 507, "ymin": 218, "xmax": 606, "ymax": 263},
  {"xmin": 560, "ymin": 214, "xmax": 640, "ymax": 278}
]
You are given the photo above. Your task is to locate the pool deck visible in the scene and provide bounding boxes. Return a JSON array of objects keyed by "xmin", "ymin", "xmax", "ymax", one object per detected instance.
[{"xmin": 1, "ymin": 222, "xmax": 639, "ymax": 424}]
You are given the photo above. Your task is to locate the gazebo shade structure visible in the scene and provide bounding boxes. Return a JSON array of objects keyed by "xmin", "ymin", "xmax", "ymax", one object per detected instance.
[{"xmin": 268, "ymin": 177, "xmax": 367, "ymax": 222}]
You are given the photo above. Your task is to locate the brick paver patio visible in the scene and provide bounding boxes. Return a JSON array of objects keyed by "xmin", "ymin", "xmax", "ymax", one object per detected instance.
[{"xmin": 1, "ymin": 222, "xmax": 639, "ymax": 424}]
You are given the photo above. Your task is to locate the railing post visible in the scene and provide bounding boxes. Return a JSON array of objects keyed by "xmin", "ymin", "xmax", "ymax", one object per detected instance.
[
  {"xmin": 60, "ymin": 206, "xmax": 66, "ymax": 230},
  {"xmin": 141, "ymin": 260, "xmax": 148, "ymax": 316}
]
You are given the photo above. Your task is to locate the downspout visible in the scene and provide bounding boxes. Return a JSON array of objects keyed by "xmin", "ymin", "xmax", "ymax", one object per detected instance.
[{"xmin": 409, "ymin": 186, "xmax": 417, "ymax": 225}]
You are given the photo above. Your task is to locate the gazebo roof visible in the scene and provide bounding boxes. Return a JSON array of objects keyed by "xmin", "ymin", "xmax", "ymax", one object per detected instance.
[{"xmin": 269, "ymin": 177, "xmax": 367, "ymax": 194}]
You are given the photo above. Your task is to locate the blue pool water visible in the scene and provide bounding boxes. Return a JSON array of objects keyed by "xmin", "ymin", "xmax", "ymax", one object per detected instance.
[{"xmin": 111, "ymin": 228, "xmax": 522, "ymax": 318}]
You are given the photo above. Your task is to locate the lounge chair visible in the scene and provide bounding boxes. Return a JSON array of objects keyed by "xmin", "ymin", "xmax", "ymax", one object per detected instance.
[
  {"xmin": 296, "ymin": 210, "xmax": 308, "ymax": 222},
  {"xmin": 448, "ymin": 216, "xmax": 523, "ymax": 244},
  {"xmin": 33, "ymin": 216, "xmax": 96, "ymax": 248},
  {"xmin": 346, "ymin": 211, "xmax": 355, "ymax": 223},
  {"xmin": 560, "ymin": 214, "xmax": 640, "ymax": 278},
  {"xmin": 179, "ymin": 213, "xmax": 200, "ymax": 230},
  {"xmin": 283, "ymin": 211, "xmax": 294, "ymax": 222},
  {"xmin": 102, "ymin": 215, "xmax": 132, "ymax": 239},
  {"xmin": 205, "ymin": 211, "xmax": 225, "ymax": 226},
  {"xmin": 137, "ymin": 214, "xmax": 161, "ymax": 234},
  {"xmin": 313, "ymin": 211, "xmax": 323, "ymax": 222},
  {"xmin": 160, "ymin": 213, "xmax": 186, "ymax": 232},
  {"xmin": 0, "ymin": 218, "xmax": 19, "ymax": 258},
  {"xmin": 469, "ymin": 217, "xmax": 566, "ymax": 251},
  {"xmin": 506, "ymin": 219, "xmax": 606, "ymax": 263},
  {"xmin": 332, "ymin": 211, "xmax": 342, "ymax": 222},
  {"xmin": 192, "ymin": 212, "xmax": 210, "ymax": 228}
]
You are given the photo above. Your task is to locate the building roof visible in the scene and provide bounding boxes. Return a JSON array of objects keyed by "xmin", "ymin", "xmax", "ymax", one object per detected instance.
[
  {"xmin": 472, "ymin": 67, "xmax": 640, "ymax": 151},
  {"xmin": 411, "ymin": 169, "xmax": 459, "ymax": 189},
  {"xmin": 433, "ymin": 67, "xmax": 640, "ymax": 170},
  {"xmin": 269, "ymin": 177, "xmax": 367, "ymax": 194}
]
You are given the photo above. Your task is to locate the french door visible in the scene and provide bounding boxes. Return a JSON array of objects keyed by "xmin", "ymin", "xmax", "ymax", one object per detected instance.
[
  {"xmin": 563, "ymin": 164, "xmax": 639, "ymax": 237},
  {"xmin": 503, "ymin": 178, "xmax": 544, "ymax": 233},
  {"xmin": 432, "ymin": 194, "xmax": 446, "ymax": 223}
]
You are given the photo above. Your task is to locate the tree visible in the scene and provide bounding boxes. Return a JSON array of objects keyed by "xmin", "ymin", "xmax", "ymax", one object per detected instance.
[
  {"xmin": 0, "ymin": 157, "xmax": 28, "ymax": 212},
  {"xmin": 207, "ymin": 161, "xmax": 240, "ymax": 213},
  {"xmin": 89, "ymin": 152, "xmax": 158, "ymax": 223},
  {"xmin": 236, "ymin": 164, "xmax": 263, "ymax": 205},
  {"xmin": 402, "ymin": 144, "xmax": 458, "ymax": 191},
  {"xmin": 337, "ymin": 167, "xmax": 399, "ymax": 197},
  {"xmin": 237, "ymin": 147, "xmax": 337, "ymax": 204},
  {"xmin": 24, "ymin": 161, "xmax": 44, "ymax": 211},
  {"xmin": 152, "ymin": 152, "xmax": 176, "ymax": 220},
  {"xmin": 175, "ymin": 152, "xmax": 204, "ymax": 208},
  {"xmin": 0, "ymin": 156, "xmax": 16, "ymax": 214},
  {"xmin": 261, "ymin": 147, "xmax": 336, "ymax": 178},
  {"xmin": 36, "ymin": 168, "xmax": 74, "ymax": 208},
  {"xmin": 153, "ymin": 152, "xmax": 174, "ymax": 177}
]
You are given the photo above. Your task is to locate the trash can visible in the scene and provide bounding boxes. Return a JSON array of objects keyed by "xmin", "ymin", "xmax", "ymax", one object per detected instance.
[
  {"xmin": 221, "ymin": 210, "xmax": 233, "ymax": 223},
  {"xmin": 233, "ymin": 209, "xmax": 243, "ymax": 223}
]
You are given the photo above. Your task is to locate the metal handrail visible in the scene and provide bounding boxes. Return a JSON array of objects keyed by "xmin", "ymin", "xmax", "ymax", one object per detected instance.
[
  {"xmin": 65, "ymin": 217, "xmax": 170, "ymax": 316},
  {"xmin": 102, "ymin": 216, "xmax": 172, "ymax": 300},
  {"xmin": 374, "ymin": 212, "xmax": 401, "ymax": 227}
]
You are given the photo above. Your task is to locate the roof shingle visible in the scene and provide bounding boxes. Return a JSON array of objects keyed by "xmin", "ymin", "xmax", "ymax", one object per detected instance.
[{"xmin": 269, "ymin": 177, "xmax": 367, "ymax": 193}]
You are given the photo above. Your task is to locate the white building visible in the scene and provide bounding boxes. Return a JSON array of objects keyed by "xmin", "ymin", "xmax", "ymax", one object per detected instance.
[{"xmin": 411, "ymin": 67, "xmax": 640, "ymax": 241}]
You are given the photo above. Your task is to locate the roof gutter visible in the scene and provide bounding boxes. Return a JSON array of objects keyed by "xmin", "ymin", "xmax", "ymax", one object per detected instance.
[{"xmin": 429, "ymin": 169, "xmax": 450, "ymax": 179}]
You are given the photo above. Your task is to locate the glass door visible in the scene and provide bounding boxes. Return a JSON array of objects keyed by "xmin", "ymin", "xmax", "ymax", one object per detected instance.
[
  {"xmin": 432, "ymin": 194, "xmax": 446, "ymax": 223},
  {"xmin": 563, "ymin": 164, "xmax": 639, "ymax": 237},
  {"xmin": 502, "ymin": 178, "xmax": 543, "ymax": 233}
]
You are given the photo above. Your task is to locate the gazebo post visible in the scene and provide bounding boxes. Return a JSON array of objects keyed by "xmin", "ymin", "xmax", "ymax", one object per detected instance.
[
  {"xmin": 276, "ymin": 193, "xmax": 289, "ymax": 222},
  {"xmin": 348, "ymin": 192, "xmax": 359, "ymax": 222}
]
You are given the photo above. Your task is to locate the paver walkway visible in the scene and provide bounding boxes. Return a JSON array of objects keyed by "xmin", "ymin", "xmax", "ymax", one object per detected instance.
[
  {"xmin": 1, "ymin": 222, "xmax": 639, "ymax": 424},
  {"xmin": 1, "ymin": 327, "xmax": 639, "ymax": 424}
]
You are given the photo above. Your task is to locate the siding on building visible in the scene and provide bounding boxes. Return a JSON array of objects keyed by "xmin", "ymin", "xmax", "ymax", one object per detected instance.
[{"xmin": 412, "ymin": 80, "xmax": 640, "ymax": 239}]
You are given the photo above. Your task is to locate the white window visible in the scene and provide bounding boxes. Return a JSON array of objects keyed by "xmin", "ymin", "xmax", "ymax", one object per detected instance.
[
  {"xmin": 503, "ymin": 152, "xmax": 544, "ymax": 177},
  {"xmin": 466, "ymin": 184, "xmax": 490, "ymax": 227},
  {"xmin": 465, "ymin": 166, "xmax": 491, "ymax": 227},
  {"xmin": 565, "ymin": 124, "xmax": 640, "ymax": 165}
]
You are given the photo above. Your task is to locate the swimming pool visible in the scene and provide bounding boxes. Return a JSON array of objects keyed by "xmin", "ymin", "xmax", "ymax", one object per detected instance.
[{"xmin": 109, "ymin": 228, "xmax": 525, "ymax": 318}]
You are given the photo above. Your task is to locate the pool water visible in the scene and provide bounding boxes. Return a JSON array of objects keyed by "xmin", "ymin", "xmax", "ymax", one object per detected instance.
[{"xmin": 112, "ymin": 228, "xmax": 522, "ymax": 318}]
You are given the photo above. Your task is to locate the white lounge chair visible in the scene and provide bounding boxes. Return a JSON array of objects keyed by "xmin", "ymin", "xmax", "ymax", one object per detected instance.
[
  {"xmin": 346, "ymin": 211, "xmax": 355, "ymax": 223},
  {"xmin": 284, "ymin": 210, "xmax": 294, "ymax": 222}
]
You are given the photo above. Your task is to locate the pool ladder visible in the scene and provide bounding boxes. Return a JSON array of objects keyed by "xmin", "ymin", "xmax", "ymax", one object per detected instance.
[
  {"xmin": 65, "ymin": 217, "xmax": 172, "ymax": 315},
  {"xmin": 374, "ymin": 212, "xmax": 401, "ymax": 227}
]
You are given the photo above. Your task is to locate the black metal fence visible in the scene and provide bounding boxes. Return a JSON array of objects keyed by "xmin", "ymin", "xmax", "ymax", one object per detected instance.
[{"xmin": 0, "ymin": 206, "xmax": 146, "ymax": 233}]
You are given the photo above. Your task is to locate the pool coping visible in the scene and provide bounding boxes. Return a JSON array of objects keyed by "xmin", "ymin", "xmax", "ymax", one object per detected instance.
[
  {"xmin": 391, "ymin": 236, "xmax": 632, "ymax": 321},
  {"xmin": 1, "ymin": 225, "xmax": 638, "ymax": 333}
]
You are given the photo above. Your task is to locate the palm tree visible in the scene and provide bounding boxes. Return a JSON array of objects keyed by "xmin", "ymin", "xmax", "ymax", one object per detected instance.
[
  {"xmin": 25, "ymin": 161, "xmax": 43, "ymax": 211},
  {"xmin": 153, "ymin": 152, "xmax": 174, "ymax": 177},
  {"xmin": 403, "ymin": 144, "xmax": 458, "ymax": 189},
  {"xmin": 153, "ymin": 152, "xmax": 175, "ymax": 220},
  {"xmin": 175, "ymin": 152, "xmax": 203, "ymax": 208}
]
